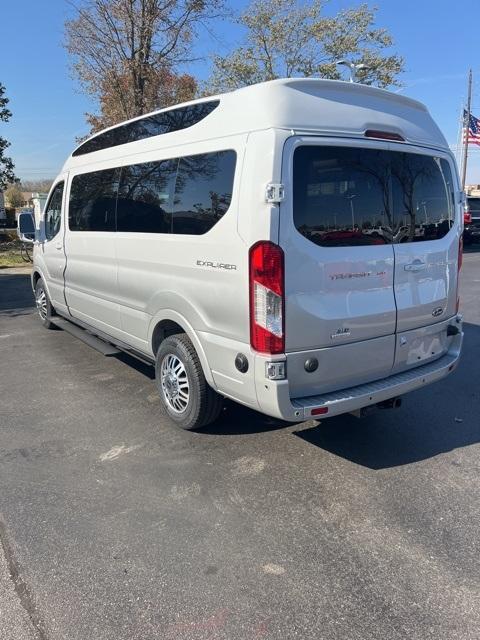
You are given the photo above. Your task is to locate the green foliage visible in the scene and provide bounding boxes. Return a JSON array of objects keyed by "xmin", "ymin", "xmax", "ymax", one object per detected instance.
[
  {"xmin": 206, "ymin": 0, "xmax": 404, "ymax": 93},
  {"xmin": 0, "ymin": 82, "xmax": 18, "ymax": 191},
  {"xmin": 4, "ymin": 182, "xmax": 23, "ymax": 208}
]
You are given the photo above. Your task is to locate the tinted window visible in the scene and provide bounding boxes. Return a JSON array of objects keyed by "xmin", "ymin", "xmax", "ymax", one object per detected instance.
[
  {"xmin": 293, "ymin": 146, "xmax": 391, "ymax": 246},
  {"xmin": 72, "ymin": 102, "xmax": 219, "ymax": 156},
  {"xmin": 69, "ymin": 169, "xmax": 119, "ymax": 231},
  {"xmin": 45, "ymin": 182, "xmax": 64, "ymax": 240},
  {"xmin": 391, "ymin": 154, "xmax": 453, "ymax": 242},
  {"xmin": 172, "ymin": 151, "xmax": 236, "ymax": 235},
  {"xmin": 117, "ymin": 159, "xmax": 177, "ymax": 233},
  {"xmin": 293, "ymin": 146, "xmax": 454, "ymax": 247},
  {"xmin": 468, "ymin": 197, "xmax": 480, "ymax": 213}
]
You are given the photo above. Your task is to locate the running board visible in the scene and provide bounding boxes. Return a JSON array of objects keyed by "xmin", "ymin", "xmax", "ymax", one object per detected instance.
[{"xmin": 51, "ymin": 317, "xmax": 121, "ymax": 356}]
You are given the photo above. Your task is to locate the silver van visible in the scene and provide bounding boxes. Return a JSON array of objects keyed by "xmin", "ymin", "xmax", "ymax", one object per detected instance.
[{"xmin": 19, "ymin": 78, "xmax": 464, "ymax": 430}]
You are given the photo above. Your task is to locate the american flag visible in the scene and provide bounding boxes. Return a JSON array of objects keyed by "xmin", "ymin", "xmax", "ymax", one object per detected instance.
[{"xmin": 464, "ymin": 110, "xmax": 480, "ymax": 146}]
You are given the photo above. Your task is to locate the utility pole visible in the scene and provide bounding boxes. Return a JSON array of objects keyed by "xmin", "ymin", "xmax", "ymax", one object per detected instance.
[{"xmin": 461, "ymin": 69, "xmax": 473, "ymax": 190}]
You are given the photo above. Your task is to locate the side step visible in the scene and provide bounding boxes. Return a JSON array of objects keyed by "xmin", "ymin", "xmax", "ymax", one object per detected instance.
[{"xmin": 51, "ymin": 317, "xmax": 121, "ymax": 357}]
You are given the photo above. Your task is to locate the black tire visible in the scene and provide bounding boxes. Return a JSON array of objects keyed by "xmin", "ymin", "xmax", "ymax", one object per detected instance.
[
  {"xmin": 34, "ymin": 279, "xmax": 56, "ymax": 330},
  {"xmin": 155, "ymin": 333, "xmax": 223, "ymax": 430}
]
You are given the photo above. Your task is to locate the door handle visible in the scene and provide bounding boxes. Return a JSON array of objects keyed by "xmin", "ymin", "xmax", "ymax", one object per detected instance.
[
  {"xmin": 55, "ymin": 242, "xmax": 63, "ymax": 250},
  {"xmin": 404, "ymin": 260, "xmax": 426, "ymax": 272}
]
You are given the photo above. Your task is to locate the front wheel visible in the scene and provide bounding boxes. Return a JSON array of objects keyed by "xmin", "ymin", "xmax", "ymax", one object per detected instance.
[
  {"xmin": 34, "ymin": 279, "xmax": 56, "ymax": 329},
  {"xmin": 155, "ymin": 334, "xmax": 223, "ymax": 430}
]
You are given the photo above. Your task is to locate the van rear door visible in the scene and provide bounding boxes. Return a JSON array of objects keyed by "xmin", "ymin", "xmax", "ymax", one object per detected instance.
[
  {"xmin": 388, "ymin": 149, "xmax": 460, "ymax": 373},
  {"xmin": 280, "ymin": 139, "xmax": 460, "ymax": 399},
  {"xmin": 389, "ymin": 149, "xmax": 459, "ymax": 332},
  {"xmin": 280, "ymin": 138, "xmax": 397, "ymax": 398}
]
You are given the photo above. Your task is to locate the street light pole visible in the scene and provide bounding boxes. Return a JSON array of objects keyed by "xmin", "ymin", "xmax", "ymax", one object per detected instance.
[{"xmin": 336, "ymin": 60, "xmax": 369, "ymax": 83}]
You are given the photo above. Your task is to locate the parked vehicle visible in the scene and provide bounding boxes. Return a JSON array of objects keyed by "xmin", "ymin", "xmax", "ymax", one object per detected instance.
[
  {"xmin": 18, "ymin": 78, "xmax": 464, "ymax": 430},
  {"xmin": 464, "ymin": 196, "xmax": 480, "ymax": 244}
]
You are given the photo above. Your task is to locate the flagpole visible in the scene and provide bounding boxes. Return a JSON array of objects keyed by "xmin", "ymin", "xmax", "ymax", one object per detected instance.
[
  {"xmin": 461, "ymin": 68, "xmax": 473, "ymax": 190},
  {"xmin": 456, "ymin": 100, "xmax": 464, "ymax": 166}
]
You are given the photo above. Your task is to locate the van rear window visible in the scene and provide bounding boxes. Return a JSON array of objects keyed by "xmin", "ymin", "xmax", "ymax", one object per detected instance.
[{"xmin": 293, "ymin": 146, "xmax": 454, "ymax": 247}]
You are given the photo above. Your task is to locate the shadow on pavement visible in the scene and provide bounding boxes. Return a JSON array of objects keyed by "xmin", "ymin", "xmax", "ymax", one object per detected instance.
[
  {"xmin": 203, "ymin": 400, "xmax": 290, "ymax": 435},
  {"xmin": 294, "ymin": 322, "xmax": 480, "ymax": 469},
  {"xmin": 0, "ymin": 274, "xmax": 34, "ymax": 314},
  {"xmin": 115, "ymin": 352, "xmax": 156, "ymax": 380}
]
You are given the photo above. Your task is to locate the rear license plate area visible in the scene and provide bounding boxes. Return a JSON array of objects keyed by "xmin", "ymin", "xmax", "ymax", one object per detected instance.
[{"xmin": 402, "ymin": 328, "xmax": 448, "ymax": 366}]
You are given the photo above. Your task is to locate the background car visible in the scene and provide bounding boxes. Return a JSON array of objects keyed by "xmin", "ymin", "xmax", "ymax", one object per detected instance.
[{"xmin": 464, "ymin": 196, "xmax": 480, "ymax": 244}]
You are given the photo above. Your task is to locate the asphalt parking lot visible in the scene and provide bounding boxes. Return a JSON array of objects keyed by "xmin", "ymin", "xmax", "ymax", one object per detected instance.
[{"xmin": 1, "ymin": 254, "xmax": 479, "ymax": 640}]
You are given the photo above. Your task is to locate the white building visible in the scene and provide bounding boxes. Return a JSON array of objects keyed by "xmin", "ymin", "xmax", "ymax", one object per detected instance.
[{"xmin": 466, "ymin": 184, "xmax": 480, "ymax": 196}]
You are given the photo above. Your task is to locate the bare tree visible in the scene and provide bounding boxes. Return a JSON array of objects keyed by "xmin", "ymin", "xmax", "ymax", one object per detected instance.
[
  {"xmin": 21, "ymin": 179, "xmax": 54, "ymax": 193},
  {"xmin": 65, "ymin": 0, "xmax": 222, "ymax": 135}
]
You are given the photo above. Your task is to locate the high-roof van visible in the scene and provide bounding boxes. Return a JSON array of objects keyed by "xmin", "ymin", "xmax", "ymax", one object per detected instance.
[{"xmin": 19, "ymin": 78, "xmax": 464, "ymax": 430}]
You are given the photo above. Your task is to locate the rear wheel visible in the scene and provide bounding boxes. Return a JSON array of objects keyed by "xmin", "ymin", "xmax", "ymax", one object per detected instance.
[
  {"xmin": 155, "ymin": 333, "xmax": 223, "ymax": 430},
  {"xmin": 34, "ymin": 279, "xmax": 56, "ymax": 329}
]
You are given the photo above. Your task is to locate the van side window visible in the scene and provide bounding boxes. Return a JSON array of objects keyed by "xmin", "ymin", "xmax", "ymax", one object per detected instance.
[
  {"xmin": 69, "ymin": 169, "xmax": 119, "ymax": 231},
  {"xmin": 44, "ymin": 182, "xmax": 64, "ymax": 240},
  {"xmin": 116, "ymin": 159, "xmax": 177, "ymax": 233},
  {"xmin": 72, "ymin": 101, "xmax": 219, "ymax": 157},
  {"xmin": 172, "ymin": 150, "xmax": 236, "ymax": 235}
]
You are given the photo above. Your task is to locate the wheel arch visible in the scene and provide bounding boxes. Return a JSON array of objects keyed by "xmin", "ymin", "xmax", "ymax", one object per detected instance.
[
  {"xmin": 31, "ymin": 268, "xmax": 51, "ymax": 298},
  {"xmin": 148, "ymin": 310, "xmax": 215, "ymax": 387}
]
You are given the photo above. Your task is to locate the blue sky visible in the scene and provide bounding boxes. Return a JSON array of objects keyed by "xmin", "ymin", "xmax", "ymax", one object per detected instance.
[{"xmin": 2, "ymin": 0, "xmax": 480, "ymax": 182}]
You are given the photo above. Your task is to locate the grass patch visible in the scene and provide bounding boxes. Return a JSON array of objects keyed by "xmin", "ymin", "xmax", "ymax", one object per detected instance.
[
  {"xmin": 0, "ymin": 230, "xmax": 32, "ymax": 268},
  {"xmin": 0, "ymin": 251, "xmax": 26, "ymax": 268}
]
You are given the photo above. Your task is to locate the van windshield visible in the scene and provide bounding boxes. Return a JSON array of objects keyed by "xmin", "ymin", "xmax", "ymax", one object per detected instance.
[{"xmin": 293, "ymin": 146, "xmax": 454, "ymax": 247}]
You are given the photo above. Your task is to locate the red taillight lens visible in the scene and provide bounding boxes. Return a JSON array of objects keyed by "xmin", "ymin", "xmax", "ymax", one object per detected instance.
[
  {"xmin": 311, "ymin": 407, "xmax": 329, "ymax": 416},
  {"xmin": 249, "ymin": 241, "xmax": 285, "ymax": 354},
  {"xmin": 464, "ymin": 211, "xmax": 472, "ymax": 224},
  {"xmin": 364, "ymin": 129, "xmax": 405, "ymax": 142}
]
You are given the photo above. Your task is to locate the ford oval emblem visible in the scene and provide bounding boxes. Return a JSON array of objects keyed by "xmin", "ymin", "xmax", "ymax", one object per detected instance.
[{"xmin": 432, "ymin": 307, "xmax": 444, "ymax": 317}]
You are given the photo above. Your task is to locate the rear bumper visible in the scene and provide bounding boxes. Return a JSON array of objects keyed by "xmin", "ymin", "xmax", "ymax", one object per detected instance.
[{"xmin": 254, "ymin": 317, "xmax": 463, "ymax": 422}]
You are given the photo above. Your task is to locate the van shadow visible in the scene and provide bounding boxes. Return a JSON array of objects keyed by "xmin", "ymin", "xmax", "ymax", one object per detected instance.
[
  {"xmin": 115, "ymin": 352, "xmax": 156, "ymax": 380},
  {"xmin": 294, "ymin": 321, "xmax": 480, "ymax": 469},
  {"xmin": 203, "ymin": 401, "xmax": 290, "ymax": 435},
  {"xmin": 0, "ymin": 273, "xmax": 35, "ymax": 314},
  {"xmin": 293, "ymin": 409, "xmax": 479, "ymax": 470}
]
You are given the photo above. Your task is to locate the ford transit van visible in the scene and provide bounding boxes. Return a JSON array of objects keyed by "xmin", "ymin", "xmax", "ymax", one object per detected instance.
[{"xmin": 20, "ymin": 78, "xmax": 464, "ymax": 430}]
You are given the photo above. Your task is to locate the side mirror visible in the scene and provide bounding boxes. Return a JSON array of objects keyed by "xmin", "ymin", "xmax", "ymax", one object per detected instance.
[{"xmin": 17, "ymin": 212, "xmax": 36, "ymax": 243}]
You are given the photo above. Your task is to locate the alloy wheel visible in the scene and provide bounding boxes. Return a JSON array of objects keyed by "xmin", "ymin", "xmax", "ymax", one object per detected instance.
[{"xmin": 160, "ymin": 354, "xmax": 190, "ymax": 413}]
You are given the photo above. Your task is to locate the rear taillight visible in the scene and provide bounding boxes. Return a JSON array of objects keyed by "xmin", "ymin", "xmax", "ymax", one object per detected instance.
[
  {"xmin": 249, "ymin": 241, "xmax": 285, "ymax": 354},
  {"xmin": 464, "ymin": 211, "xmax": 472, "ymax": 224},
  {"xmin": 364, "ymin": 129, "xmax": 405, "ymax": 142}
]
